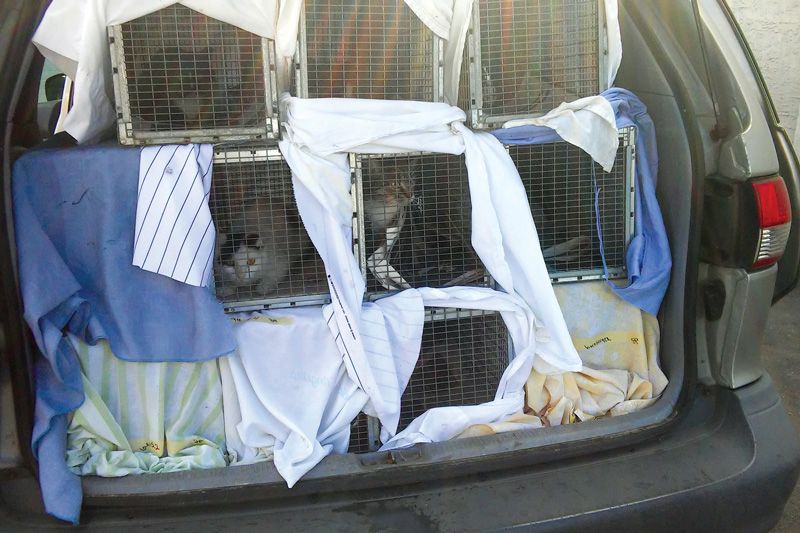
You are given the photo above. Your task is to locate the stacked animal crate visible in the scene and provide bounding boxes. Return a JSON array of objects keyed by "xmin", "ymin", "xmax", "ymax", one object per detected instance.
[
  {"xmin": 109, "ymin": 4, "xmax": 280, "ymax": 144},
  {"xmin": 353, "ymin": 151, "xmax": 511, "ymax": 442},
  {"xmin": 297, "ymin": 0, "xmax": 511, "ymax": 449},
  {"xmin": 108, "ymin": 0, "xmax": 474, "ymax": 453},
  {"xmin": 460, "ymin": 0, "xmax": 636, "ymax": 283},
  {"xmin": 108, "ymin": 1, "xmax": 629, "ymax": 455},
  {"xmin": 108, "ymin": 4, "xmax": 328, "ymax": 312}
]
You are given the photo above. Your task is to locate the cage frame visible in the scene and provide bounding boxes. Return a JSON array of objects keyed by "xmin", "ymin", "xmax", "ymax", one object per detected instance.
[
  {"xmin": 210, "ymin": 145, "xmax": 362, "ymax": 313},
  {"xmin": 509, "ymin": 126, "xmax": 636, "ymax": 284},
  {"xmin": 294, "ymin": 4, "xmax": 446, "ymax": 102},
  {"xmin": 463, "ymin": 0, "xmax": 611, "ymax": 130},
  {"xmin": 108, "ymin": 13, "xmax": 280, "ymax": 146},
  {"xmin": 352, "ymin": 150, "xmax": 492, "ymax": 298}
]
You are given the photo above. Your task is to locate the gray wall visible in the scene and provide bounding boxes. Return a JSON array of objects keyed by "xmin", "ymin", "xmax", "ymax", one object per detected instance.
[{"xmin": 727, "ymin": 0, "xmax": 800, "ymax": 147}]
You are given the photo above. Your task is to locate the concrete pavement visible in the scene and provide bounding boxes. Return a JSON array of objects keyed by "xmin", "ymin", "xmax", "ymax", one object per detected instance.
[{"xmin": 763, "ymin": 287, "xmax": 800, "ymax": 531}]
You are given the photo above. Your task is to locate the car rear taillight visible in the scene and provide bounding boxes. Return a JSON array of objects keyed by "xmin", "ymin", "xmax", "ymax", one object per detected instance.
[
  {"xmin": 752, "ymin": 176, "xmax": 792, "ymax": 269},
  {"xmin": 701, "ymin": 174, "xmax": 793, "ymax": 272}
]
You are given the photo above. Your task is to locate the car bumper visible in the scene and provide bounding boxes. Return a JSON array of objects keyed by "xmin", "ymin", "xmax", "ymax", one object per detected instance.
[{"xmin": 2, "ymin": 374, "xmax": 798, "ymax": 532}]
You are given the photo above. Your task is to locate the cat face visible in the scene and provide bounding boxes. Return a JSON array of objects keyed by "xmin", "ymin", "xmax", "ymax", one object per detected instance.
[
  {"xmin": 231, "ymin": 234, "xmax": 264, "ymax": 282},
  {"xmin": 364, "ymin": 156, "xmax": 419, "ymax": 201},
  {"xmin": 382, "ymin": 178, "xmax": 414, "ymax": 206}
]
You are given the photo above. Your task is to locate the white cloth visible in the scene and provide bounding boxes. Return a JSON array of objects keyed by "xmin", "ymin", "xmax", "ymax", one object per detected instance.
[
  {"xmin": 502, "ymin": 95, "xmax": 620, "ymax": 172},
  {"xmin": 222, "ymin": 292, "xmax": 424, "ymax": 486},
  {"xmin": 221, "ymin": 286, "xmax": 544, "ymax": 467},
  {"xmin": 328, "ymin": 291, "xmax": 425, "ymax": 437},
  {"xmin": 403, "ymin": 0, "xmax": 474, "ymax": 106},
  {"xmin": 224, "ymin": 309, "xmax": 364, "ymax": 485},
  {"xmin": 133, "ymin": 144, "xmax": 215, "ymax": 287},
  {"xmin": 279, "ymin": 96, "xmax": 581, "ymax": 431},
  {"xmin": 219, "ymin": 355, "xmax": 270, "ymax": 466},
  {"xmin": 604, "ymin": 0, "xmax": 622, "ymax": 89},
  {"xmin": 32, "ymin": 0, "xmax": 302, "ymax": 144}
]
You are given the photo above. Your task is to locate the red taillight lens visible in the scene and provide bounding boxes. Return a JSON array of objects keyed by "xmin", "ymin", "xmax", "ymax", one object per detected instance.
[
  {"xmin": 752, "ymin": 176, "xmax": 792, "ymax": 269},
  {"xmin": 753, "ymin": 177, "xmax": 791, "ymax": 228}
]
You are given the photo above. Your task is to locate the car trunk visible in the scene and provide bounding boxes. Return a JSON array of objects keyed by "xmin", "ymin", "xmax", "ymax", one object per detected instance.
[{"xmin": 1, "ymin": 0, "xmax": 709, "ymax": 521}]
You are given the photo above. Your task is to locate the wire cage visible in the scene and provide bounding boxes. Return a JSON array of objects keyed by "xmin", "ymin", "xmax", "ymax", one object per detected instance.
[
  {"xmin": 347, "ymin": 308, "xmax": 510, "ymax": 446},
  {"xmin": 348, "ymin": 413, "xmax": 380, "ymax": 453},
  {"xmin": 109, "ymin": 4, "xmax": 279, "ymax": 145},
  {"xmin": 209, "ymin": 146, "xmax": 333, "ymax": 311},
  {"xmin": 508, "ymin": 126, "xmax": 636, "ymax": 282},
  {"xmin": 296, "ymin": 0, "xmax": 443, "ymax": 101},
  {"xmin": 460, "ymin": 0, "xmax": 607, "ymax": 129},
  {"xmin": 398, "ymin": 308, "xmax": 510, "ymax": 433},
  {"xmin": 353, "ymin": 152, "xmax": 489, "ymax": 295}
]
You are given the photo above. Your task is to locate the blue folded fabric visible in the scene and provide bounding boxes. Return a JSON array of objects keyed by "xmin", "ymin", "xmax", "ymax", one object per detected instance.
[
  {"xmin": 602, "ymin": 88, "xmax": 671, "ymax": 316},
  {"xmin": 491, "ymin": 88, "xmax": 671, "ymax": 316},
  {"xmin": 12, "ymin": 145, "xmax": 236, "ymax": 524}
]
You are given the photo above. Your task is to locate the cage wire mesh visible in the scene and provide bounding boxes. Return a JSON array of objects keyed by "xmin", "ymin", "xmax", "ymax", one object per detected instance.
[
  {"xmin": 398, "ymin": 308, "xmax": 510, "ymax": 433},
  {"xmin": 508, "ymin": 127, "xmax": 635, "ymax": 282},
  {"xmin": 299, "ymin": 0, "xmax": 440, "ymax": 101},
  {"xmin": 462, "ymin": 0, "xmax": 602, "ymax": 128},
  {"xmin": 348, "ymin": 413, "xmax": 376, "ymax": 453},
  {"xmin": 112, "ymin": 4, "xmax": 277, "ymax": 144},
  {"xmin": 210, "ymin": 147, "xmax": 329, "ymax": 310},
  {"xmin": 356, "ymin": 153, "xmax": 487, "ymax": 294}
]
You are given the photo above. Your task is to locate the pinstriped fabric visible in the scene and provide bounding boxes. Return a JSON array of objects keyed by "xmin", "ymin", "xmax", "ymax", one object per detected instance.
[
  {"xmin": 65, "ymin": 335, "xmax": 226, "ymax": 476},
  {"xmin": 132, "ymin": 144, "xmax": 216, "ymax": 287}
]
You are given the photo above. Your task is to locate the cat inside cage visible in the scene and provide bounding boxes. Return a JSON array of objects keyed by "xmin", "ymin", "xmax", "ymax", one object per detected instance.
[
  {"xmin": 359, "ymin": 154, "xmax": 486, "ymax": 293},
  {"xmin": 210, "ymin": 151, "xmax": 328, "ymax": 305},
  {"xmin": 120, "ymin": 4, "xmax": 267, "ymax": 133}
]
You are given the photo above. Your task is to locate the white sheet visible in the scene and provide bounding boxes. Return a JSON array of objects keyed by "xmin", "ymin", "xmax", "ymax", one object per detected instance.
[
  {"xmin": 279, "ymin": 96, "xmax": 581, "ymax": 434},
  {"xmin": 604, "ymin": 0, "xmax": 623, "ymax": 88},
  {"xmin": 219, "ymin": 355, "xmax": 271, "ymax": 466},
  {"xmin": 32, "ymin": 0, "xmax": 302, "ymax": 144},
  {"xmin": 402, "ymin": 0, "xmax": 474, "ymax": 106},
  {"xmin": 227, "ymin": 308, "xmax": 363, "ymax": 485},
  {"xmin": 222, "ymin": 292, "xmax": 425, "ymax": 486},
  {"xmin": 133, "ymin": 144, "xmax": 215, "ymax": 287},
  {"xmin": 221, "ymin": 285, "xmax": 547, "ymax": 466},
  {"xmin": 501, "ymin": 95, "xmax": 620, "ymax": 172}
]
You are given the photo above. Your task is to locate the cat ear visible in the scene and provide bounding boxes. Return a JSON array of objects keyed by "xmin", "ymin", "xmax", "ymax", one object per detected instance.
[{"xmin": 245, "ymin": 233, "xmax": 262, "ymax": 249}]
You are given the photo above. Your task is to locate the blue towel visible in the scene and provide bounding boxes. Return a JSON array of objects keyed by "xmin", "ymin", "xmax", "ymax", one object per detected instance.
[
  {"xmin": 491, "ymin": 88, "xmax": 671, "ymax": 316},
  {"xmin": 12, "ymin": 145, "xmax": 236, "ymax": 524}
]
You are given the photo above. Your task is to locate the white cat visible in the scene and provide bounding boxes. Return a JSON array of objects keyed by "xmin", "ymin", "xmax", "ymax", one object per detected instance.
[{"xmin": 218, "ymin": 196, "xmax": 310, "ymax": 296}]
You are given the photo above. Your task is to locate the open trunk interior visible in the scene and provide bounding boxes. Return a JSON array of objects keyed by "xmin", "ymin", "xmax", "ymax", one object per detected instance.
[{"xmin": 1, "ymin": 0, "xmax": 707, "ymax": 516}]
